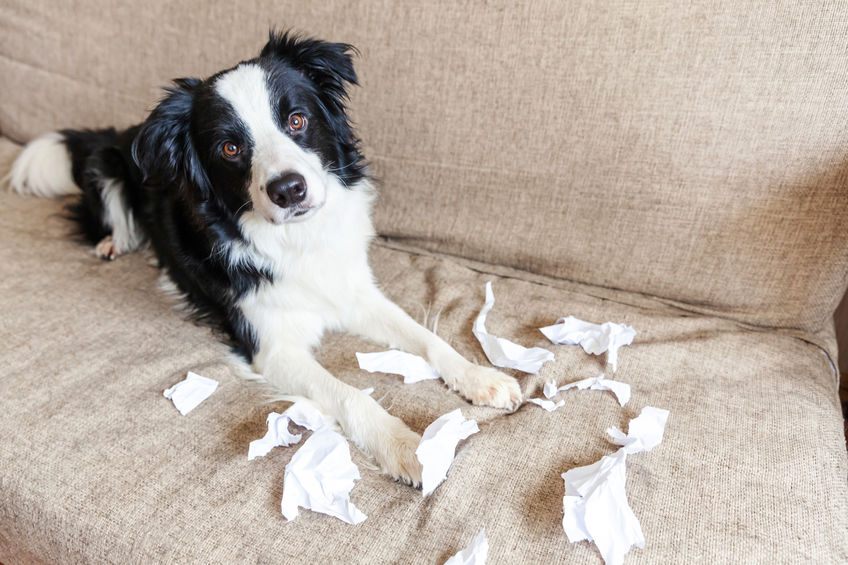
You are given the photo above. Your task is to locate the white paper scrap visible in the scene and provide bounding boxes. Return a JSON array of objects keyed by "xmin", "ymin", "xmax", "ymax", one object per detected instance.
[
  {"xmin": 360, "ymin": 387, "xmax": 375, "ymax": 396},
  {"xmin": 607, "ymin": 406, "xmax": 669, "ymax": 455},
  {"xmin": 163, "ymin": 371, "xmax": 219, "ymax": 415},
  {"xmin": 543, "ymin": 379, "xmax": 560, "ymax": 399},
  {"xmin": 540, "ymin": 316, "xmax": 636, "ymax": 373},
  {"xmin": 281, "ymin": 428, "xmax": 367, "ymax": 525},
  {"xmin": 527, "ymin": 397, "xmax": 565, "ymax": 412},
  {"xmin": 445, "ymin": 528, "xmax": 489, "ymax": 565},
  {"xmin": 561, "ymin": 406, "xmax": 669, "ymax": 565},
  {"xmin": 248, "ymin": 412, "xmax": 302, "ymax": 461},
  {"xmin": 356, "ymin": 350, "xmax": 440, "ymax": 383},
  {"xmin": 473, "ymin": 282, "xmax": 554, "ymax": 374},
  {"xmin": 416, "ymin": 409, "xmax": 480, "ymax": 497},
  {"xmin": 559, "ymin": 374, "xmax": 631, "ymax": 407}
]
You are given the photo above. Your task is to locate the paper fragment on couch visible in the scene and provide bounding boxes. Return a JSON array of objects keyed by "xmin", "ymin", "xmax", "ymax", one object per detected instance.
[
  {"xmin": 248, "ymin": 413, "xmax": 303, "ymax": 461},
  {"xmin": 417, "ymin": 409, "xmax": 479, "ymax": 497},
  {"xmin": 248, "ymin": 400, "xmax": 334, "ymax": 460},
  {"xmin": 540, "ymin": 316, "xmax": 635, "ymax": 373},
  {"xmin": 281, "ymin": 428, "xmax": 367, "ymax": 525},
  {"xmin": 473, "ymin": 281, "xmax": 554, "ymax": 374},
  {"xmin": 536, "ymin": 375, "xmax": 630, "ymax": 409},
  {"xmin": 527, "ymin": 397, "xmax": 565, "ymax": 412},
  {"xmin": 163, "ymin": 371, "xmax": 219, "ymax": 415},
  {"xmin": 558, "ymin": 375, "xmax": 631, "ymax": 407},
  {"xmin": 445, "ymin": 528, "xmax": 489, "ymax": 565},
  {"xmin": 562, "ymin": 406, "xmax": 669, "ymax": 565},
  {"xmin": 356, "ymin": 350, "xmax": 440, "ymax": 383}
]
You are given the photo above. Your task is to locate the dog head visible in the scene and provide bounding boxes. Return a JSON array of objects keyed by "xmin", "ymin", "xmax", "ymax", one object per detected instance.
[{"xmin": 132, "ymin": 31, "xmax": 365, "ymax": 227}]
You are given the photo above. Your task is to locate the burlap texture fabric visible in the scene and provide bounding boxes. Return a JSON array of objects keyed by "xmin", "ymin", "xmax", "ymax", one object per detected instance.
[
  {"xmin": 2, "ymin": 1, "xmax": 847, "ymax": 331},
  {"xmin": 0, "ymin": 163, "xmax": 846, "ymax": 562}
]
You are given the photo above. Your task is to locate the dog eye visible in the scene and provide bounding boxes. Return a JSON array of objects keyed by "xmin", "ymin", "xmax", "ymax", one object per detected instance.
[
  {"xmin": 221, "ymin": 141, "xmax": 241, "ymax": 158},
  {"xmin": 288, "ymin": 113, "xmax": 307, "ymax": 132}
]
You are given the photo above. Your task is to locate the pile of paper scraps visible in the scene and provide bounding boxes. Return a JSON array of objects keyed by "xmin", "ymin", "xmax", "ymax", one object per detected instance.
[{"xmin": 162, "ymin": 281, "xmax": 667, "ymax": 565}]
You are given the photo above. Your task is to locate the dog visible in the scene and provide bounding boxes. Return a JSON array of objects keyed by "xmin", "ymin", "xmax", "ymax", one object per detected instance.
[{"xmin": 5, "ymin": 31, "xmax": 522, "ymax": 486}]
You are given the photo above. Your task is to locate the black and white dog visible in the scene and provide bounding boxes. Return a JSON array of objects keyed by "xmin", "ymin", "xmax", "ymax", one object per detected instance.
[{"xmin": 6, "ymin": 32, "xmax": 521, "ymax": 486}]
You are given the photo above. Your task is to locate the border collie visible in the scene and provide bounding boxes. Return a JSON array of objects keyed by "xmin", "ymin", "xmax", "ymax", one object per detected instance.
[{"xmin": 5, "ymin": 31, "xmax": 521, "ymax": 486}]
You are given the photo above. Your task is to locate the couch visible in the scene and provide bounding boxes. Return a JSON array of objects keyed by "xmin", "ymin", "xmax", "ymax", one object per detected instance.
[{"xmin": 1, "ymin": 1, "xmax": 846, "ymax": 563}]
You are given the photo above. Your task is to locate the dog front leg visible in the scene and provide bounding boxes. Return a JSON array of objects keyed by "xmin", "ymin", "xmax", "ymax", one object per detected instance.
[
  {"xmin": 347, "ymin": 287, "xmax": 522, "ymax": 409},
  {"xmin": 261, "ymin": 346, "xmax": 423, "ymax": 486}
]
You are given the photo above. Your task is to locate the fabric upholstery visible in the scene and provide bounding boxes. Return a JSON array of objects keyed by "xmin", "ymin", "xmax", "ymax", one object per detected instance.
[
  {"xmin": 2, "ymin": 1, "xmax": 847, "ymax": 331},
  {"xmin": 0, "ymin": 186, "xmax": 845, "ymax": 564}
]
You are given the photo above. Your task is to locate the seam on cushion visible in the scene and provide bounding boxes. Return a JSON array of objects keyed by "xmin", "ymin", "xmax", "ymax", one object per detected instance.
[{"xmin": 373, "ymin": 236, "xmax": 842, "ymax": 385}]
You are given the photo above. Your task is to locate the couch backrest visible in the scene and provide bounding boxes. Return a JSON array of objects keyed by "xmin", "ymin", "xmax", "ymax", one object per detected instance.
[{"xmin": 2, "ymin": 1, "xmax": 847, "ymax": 332}]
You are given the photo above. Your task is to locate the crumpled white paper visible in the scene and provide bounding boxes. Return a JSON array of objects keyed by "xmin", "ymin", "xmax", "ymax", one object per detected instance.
[
  {"xmin": 356, "ymin": 350, "xmax": 440, "ymax": 383},
  {"xmin": 248, "ymin": 400, "xmax": 365, "ymax": 525},
  {"xmin": 248, "ymin": 400, "xmax": 335, "ymax": 460},
  {"xmin": 607, "ymin": 406, "xmax": 668, "ymax": 455},
  {"xmin": 163, "ymin": 371, "xmax": 219, "ymax": 415},
  {"xmin": 473, "ymin": 282, "xmax": 555, "ymax": 374},
  {"xmin": 540, "ymin": 316, "xmax": 636, "ymax": 373},
  {"xmin": 562, "ymin": 406, "xmax": 669, "ymax": 565},
  {"xmin": 527, "ymin": 397, "xmax": 565, "ymax": 412},
  {"xmin": 557, "ymin": 375, "xmax": 631, "ymax": 407},
  {"xmin": 281, "ymin": 427, "xmax": 367, "ymax": 525},
  {"xmin": 416, "ymin": 409, "xmax": 480, "ymax": 497},
  {"xmin": 248, "ymin": 412, "xmax": 303, "ymax": 461},
  {"xmin": 445, "ymin": 528, "xmax": 489, "ymax": 565}
]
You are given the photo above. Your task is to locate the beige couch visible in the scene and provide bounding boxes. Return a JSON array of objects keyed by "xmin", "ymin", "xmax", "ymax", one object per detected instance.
[{"xmin": 1, "ymin": 2, "xmax": 846, "ymax": 563}]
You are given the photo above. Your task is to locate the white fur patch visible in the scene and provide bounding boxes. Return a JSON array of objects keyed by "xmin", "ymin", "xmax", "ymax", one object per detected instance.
[
  {"xmin": 214, "ymin": 64, "xmax": 330, "ymax": 225},
  {"xmin": 100, "ymin": 179, "xmax": 144, "ymax": 254},
  {"xmin": 237, "ymin": 177, "xmax": 376, "ymax": 361},
  {"xmin": 4, "ymin": 132, "xmax": 78, "ymax": 197}
]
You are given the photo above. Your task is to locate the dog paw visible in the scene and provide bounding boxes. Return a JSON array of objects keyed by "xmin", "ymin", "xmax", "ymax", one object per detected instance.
[
  {"xmin": 454, "ymin": 364, "xmax": 522, "ymax": 410},
  {"xmin": 370, "ymin": 417, "xmax": 423, "ymax": 488},
  {"xmin": 95, "ymin": 235, "xmax": 117, "ymax": 261}
]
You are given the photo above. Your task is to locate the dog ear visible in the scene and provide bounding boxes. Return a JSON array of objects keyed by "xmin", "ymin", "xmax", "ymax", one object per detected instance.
[
  {"xmin": 261, "ymin": 30, "xmax": 359, "ymax": 110},
  {"xmin": 132, "ymin": 78, "xmax": 208, "ymax": 193}
]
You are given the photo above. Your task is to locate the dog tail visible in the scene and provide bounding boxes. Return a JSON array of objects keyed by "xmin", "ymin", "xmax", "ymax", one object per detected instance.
[
  {"xmin": 4, "ymin": 131, "xmax": 83, "ymax": 197},
  {"xmin": 5, "ymin": 128, "xmax": 145, "ymax": 257}
]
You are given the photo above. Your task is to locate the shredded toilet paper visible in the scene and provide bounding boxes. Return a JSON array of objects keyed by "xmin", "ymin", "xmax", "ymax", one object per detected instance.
[
  {"xmin": 473, "ymin": 282, "xmax": 554, "ymax": 374},
  {"xmin": 561, "ymin": 406, "xmax": 669, "ymax": 565},
  {"xmin": 163, "ymin": 371, "xmax": 218, "ymax": 415},
  {"xmin": 540, "ymin": 316, "xmax": 635, "ymax": 373},
  {"xmin": 417, "ymin": 409, "xmax": 480, "ymax": 497}
]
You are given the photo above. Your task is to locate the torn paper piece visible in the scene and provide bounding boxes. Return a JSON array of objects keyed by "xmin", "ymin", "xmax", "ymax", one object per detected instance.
[
  {"xmin": 543, "ymin": 379, "xmax": 559, "ymax": 399},
  {"xmin": 163, "ymin": 371, "xmax": 219, "ymax": 415},
  {"xmin": 248, "ymin": 412, "xmax": 302, "ymax": 461},
  {"xmin": 281, "ymin": 428, "xmax": 367, "ymax": 525},
  {"xmin": 417, "ymin": 409, "xmax": 480, "ymax": 497},
  {"xmin": 445, "ymin": 528, "xmax": 489, "ymax": 565},
  {"xmin": 607, "ymin": 406, "xmax": 669, "ymax": 455},
  {"xmin": 356, "ymin": 350, "xmax": 440, "ymax": 383},
  {"xmin": 562, "ymin": 449, "xmax": 641, "ymax": 565},
  {"xmin": 527, "ymin": 397, "xmax": 565, "ymax": 412},
  {"xmin": 559, "ymin": 374, "xmax": 631, "ymax": 407},
  {"xmin": 561, "ymin": 406, "xmax": 669, "ymax": 565},
  {"xmin": 473, "ymin": 282, "xmax": 554, "ymax": 374},
  {"xmin": 284, "ymin": 399, "xmax": 335, "ymax": 431},
  {"xmin": 540, "ymin": 316, "xmax": 636, "ymax": 372}
]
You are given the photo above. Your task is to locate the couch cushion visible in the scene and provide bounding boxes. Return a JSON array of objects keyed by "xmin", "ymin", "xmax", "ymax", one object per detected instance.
[
  {"xmin": 0, "ymin": 175, "xmax": 845, "ymax": 563},
  {"xmin": 2, "ymin": 2, "xmax": 848, "ymax": 332}
]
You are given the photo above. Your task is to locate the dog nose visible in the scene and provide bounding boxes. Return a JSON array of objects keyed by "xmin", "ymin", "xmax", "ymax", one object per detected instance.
[{"xmin": 266, "ymin": 172, "xmax": 307, "ymax": 208}]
